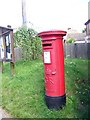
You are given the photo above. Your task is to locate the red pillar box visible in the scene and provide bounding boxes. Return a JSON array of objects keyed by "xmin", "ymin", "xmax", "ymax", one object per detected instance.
[{"xmin": 38, "ymin": 30, "xmax": 67, "ymax": 109}]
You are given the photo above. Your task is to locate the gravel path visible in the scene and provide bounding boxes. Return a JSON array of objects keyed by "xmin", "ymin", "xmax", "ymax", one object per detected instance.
[{"xmin": 0, "ymin": 107, "xmax": 12, "ymax": 119}]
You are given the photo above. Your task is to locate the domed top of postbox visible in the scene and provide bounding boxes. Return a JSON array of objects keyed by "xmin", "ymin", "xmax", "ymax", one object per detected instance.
[{"xmin": 38, "ymin": 30, "xmax": 67, "ymax": 40}]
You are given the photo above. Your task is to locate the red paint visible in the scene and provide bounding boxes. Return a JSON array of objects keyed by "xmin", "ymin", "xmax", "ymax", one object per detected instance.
[{"xmin": 38, "ymin": 30, "xmax": 67, "ymax": 97}]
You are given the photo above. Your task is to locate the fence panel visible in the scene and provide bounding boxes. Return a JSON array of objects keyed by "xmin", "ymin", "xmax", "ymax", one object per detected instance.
[
  {"xmin": 64, "ymin": 44, "xmax": 71, "ymax": 58},
  {"xmin": 14, "ymin": 47, "xmax": 23, "ymax": 62},
  {"xmin": 0, "ymin": 48, "xmax": 1, "ymax": 58},
  {"xmin": 77, "ymin": 43, "xmax": 87, "ymax": 59},
  {"xmin": 87, "ymin": 43, "xmax": 90, "ymax": 59},
  {"xmin": 13, "ymin": 43, "xmax": 90, "ymax": 62},
  {"xmin": 70, "ymin": 43, "xmax": 75, "ymax": 58},
  {"xmin": 64, "ymin": 43, "xmax": 89, "ymax": 59}
]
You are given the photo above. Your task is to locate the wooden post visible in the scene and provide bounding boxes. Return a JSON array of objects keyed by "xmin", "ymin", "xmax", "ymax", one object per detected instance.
[
  {"xmin": 3, "ymin": 35, "xmax": 6, "ymax": 61},
  {"xmin": 10, "ymin": 31, "xmax": 15, "ymax": 76},
  {"xmin": 10, "ymin": 62, "xmax": 14, "ymax": 76},
  {"xmin": 1, "ymin": 61, "xmax": 4, "ymax": 73},
  {"xmin": 0, "ymin": 61, "xmax": 4, "ymax": 73}
]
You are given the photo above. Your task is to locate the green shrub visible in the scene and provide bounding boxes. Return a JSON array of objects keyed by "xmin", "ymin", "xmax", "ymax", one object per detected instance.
[
  {"xmin": 67, "ymin": 38, "xmax": 75, "ymax": 43},
  {"xmin": 14, "ymin": 25, "xmax": 42, "ymax": 60}
]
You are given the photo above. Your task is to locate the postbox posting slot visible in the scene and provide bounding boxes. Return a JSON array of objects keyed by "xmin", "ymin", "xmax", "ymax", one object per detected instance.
[
  {"xmin": 43, "ymin": 43, "xmax": 52, "ymax": 47},
  {"xmin": 42, "ymin": 42, "xmax": 52, "ymax": 49}
]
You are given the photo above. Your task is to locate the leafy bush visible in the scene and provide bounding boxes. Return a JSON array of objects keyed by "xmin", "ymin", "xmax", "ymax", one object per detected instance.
[
  {"xmin": 67, "ymin": 38, "xmax": 75, "ymax": 43},
  {"xmin": 14, "ymin": 26, "xmax": 42, "ymax": 60}
]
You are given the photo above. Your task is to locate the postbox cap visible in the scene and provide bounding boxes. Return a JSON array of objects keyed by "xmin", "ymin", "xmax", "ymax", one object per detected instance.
[{"xmin": 38, "ymin": 30, "xmax": 67, "ymax": 37}]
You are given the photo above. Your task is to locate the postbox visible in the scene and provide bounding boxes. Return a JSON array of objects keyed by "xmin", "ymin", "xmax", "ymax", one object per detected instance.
[{"xmin": 38, "ymin": 30, "xmax": 67, "ymax": 109}]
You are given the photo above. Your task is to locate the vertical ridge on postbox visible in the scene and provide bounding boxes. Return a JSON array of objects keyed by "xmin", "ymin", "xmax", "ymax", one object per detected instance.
[{"xmin": 38, "ymin": 30, "xmax": 67, "ymax": 110}]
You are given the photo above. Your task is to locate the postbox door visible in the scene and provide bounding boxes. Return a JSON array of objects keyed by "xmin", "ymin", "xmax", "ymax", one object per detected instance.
[
  {"xmin": 43, "ymin": 39, "xmax": 65, "ymax": 97},
  {"xmin": 42, "ymin": 41, "xmax": 57, "ymax": 96}
]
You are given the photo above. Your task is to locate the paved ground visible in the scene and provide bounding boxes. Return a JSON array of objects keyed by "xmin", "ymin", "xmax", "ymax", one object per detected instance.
[{"xmin": 0, "ymin": 107, "xmax": 12, "ymax": 119}]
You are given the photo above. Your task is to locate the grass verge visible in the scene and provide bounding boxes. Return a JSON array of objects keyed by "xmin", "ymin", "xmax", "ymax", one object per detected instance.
[{"xmin": 2, "ymin": 58, "xmax": 90, "ymax": 118}]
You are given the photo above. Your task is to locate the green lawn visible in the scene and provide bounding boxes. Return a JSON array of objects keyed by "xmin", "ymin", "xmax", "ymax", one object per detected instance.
[{"xmin": 1, "ymin": 58, "xmax": 90, "ymax": 118}]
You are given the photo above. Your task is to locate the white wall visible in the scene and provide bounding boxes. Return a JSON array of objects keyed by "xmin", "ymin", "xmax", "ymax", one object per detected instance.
[{"xmin": 88, "ymin": 1, "xmax": 90, "ymax": 19}]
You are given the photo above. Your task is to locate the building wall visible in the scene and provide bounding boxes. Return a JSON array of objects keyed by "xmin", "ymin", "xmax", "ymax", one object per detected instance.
[
  {"xmin": 88, "ymin": 1, "xmax": 90, "ymax": 19},
  {"xmin": 86, "ymin": 1, "xmax": 90, "ymax": 35},
  {"xmin": 86, "ymin": 23, "xmax": 90, "ymax": 35}
]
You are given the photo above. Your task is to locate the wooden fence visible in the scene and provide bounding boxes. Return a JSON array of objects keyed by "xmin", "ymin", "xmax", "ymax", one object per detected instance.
[
  {"xmin": 14, "ymin": 47, "xmax": 23, "ymax": 62},
  {"xmin": 64, "ymin": 43, "xmax": 90, "ymax": 59},
  {"xmin": 0, "ymin": 43, "xmax": 90, "ymax": 62}
]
